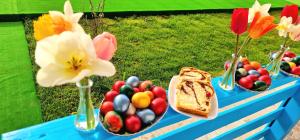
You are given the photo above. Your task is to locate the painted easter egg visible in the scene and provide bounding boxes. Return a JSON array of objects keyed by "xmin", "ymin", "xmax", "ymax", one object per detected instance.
[
  {"xmin": 250, "ymin": 61, "xmax": 261, "ymax": 70},
  {"xmin": 258, "ymin": 75, "xmax": 271, "ymax": 85},
  {"xmin": 243, "ymin": 64, "xmax": 253, "ymax": 71},
  {"xmin": 284, "ymin": 51, "xmax": 296, "ymax": 58},
  {"xmin": 237, "ymin": 68, "xmax": 247, "ymax": 76},
  {"xmin": 281, "ymin": 62, "xmax": 291, "ymax": 72},
  {"xmin": 137, "ymin": 109, "xmax": 155, "ymax": 124},
  {"xmin": 104, "ymin": 111, "xmax": 123, "ymax": 133},
  {"xmin": 257, "ymin": 68, "xmax": 269, "ymax": 76},
  {"xmin": 105, "ymin": 90, "xmax": 119, "ymax": 102},
  {"xmin": 126, "ymin": 103, "xmax": 136, "ymax": 115},
  {"xmin": 238, "ymin": 77, "xmax": 253, "ymax": 89},
  {"xmin": 282, "ymin": 57, "xmax": 292, "ymax": 62},
  {"xmin": 126, "ymin": 76, "xmax": 140, "ymax": 87},
  {"xmin": 139, "ymin": 80, "xmax": 153, "ymax": 91},
  {"xmin": 291, "ymin": 67, "xmax": 300, "ymax": 75},
  {"xmin": 100, "ymin": 101, "xmax": 114, "ymax": 115},
  {"xmin": 112, "ymin": 81, "xmax": 125, "ymax": 92},
  {"xmin": 246, "ymin": 75, "xmax": 258, "ymax": 82},
  {"xmin": 125, "ymin": 115, "xmax": 141, "ymax": 133},
  {"xmin": 241, "ymin": 57, "xmax": 250, "ymax": 65},
  {"xmin": 288, "ymin": 62, "xmax": 296, "ymax": 69},
  {"xmin": 150, "ymin": 98, "xmax": 167, "ymax": 115},
  {"xmin": 253, "ymin": 81, "xmax": 268, "ymax": 91},
  {"xmin": 113, "ymin": 94, "xmax": 130, "ymax": 113},
  {"xmin": 120, "ymin": 85, "xmax": 134, "ymax": 97},
  {"xmin": 248, "ymin": 70, "xmax": 260, "ymax": 77},
  {"xmin": 292, "ymin": 56, "xmax": 300, "ymax": 65},
  {"xmin": 237, "ymin": 61, "xmax": 244, "ymax": 69},
  {"xmin": 152, "ymin": 86, "xmax": 167, "ymax": 99},
  {"xmin": 132, "ymin": 92, "xmax": 151, "ymax": 109}
]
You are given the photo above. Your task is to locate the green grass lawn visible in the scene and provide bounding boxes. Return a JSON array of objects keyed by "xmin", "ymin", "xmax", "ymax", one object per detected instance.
[{"xmin": 24, "ymin": 10, "xmax": 300, "ymax": 121}]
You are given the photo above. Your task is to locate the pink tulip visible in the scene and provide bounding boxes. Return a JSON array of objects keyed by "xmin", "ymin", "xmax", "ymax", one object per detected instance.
[{"xmin": 93, "ymin": 32, "xmax": 117, "ymax": 60}]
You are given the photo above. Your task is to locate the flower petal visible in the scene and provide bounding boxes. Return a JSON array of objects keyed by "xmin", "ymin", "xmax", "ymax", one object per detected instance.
[
  {"xmin": 35, "ymin": 35, "xmax": 59, "ymax": 67},
  {"xmin": 49, "ymin": 11, "xmax": 65, "ymax": 19},
  {"xmin": 37, "ymin": 63, "xmax": 91, "ymax": 87},
  {"xmin": 64, "ymin": 0, "xmax": 73, "ymax": 16},
  {"xmin": 72, "ymin": 13, "xmax": 83, "ymax": 23},
  {"xmin": 90, "ymin": 59, "xmax": 116, "ymax": 77}
]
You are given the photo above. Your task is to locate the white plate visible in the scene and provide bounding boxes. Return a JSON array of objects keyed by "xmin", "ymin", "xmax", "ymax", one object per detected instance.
[{"xmin": 168, "ymin": 75, "xmax": 218, "ymax": 120}]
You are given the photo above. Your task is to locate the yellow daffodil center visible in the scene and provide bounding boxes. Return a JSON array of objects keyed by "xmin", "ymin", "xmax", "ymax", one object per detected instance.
[
  {"xmin": 33, "ymin": 14, "xmax": 73, "ymax": 41},
  {"xmin": 63, "ymin": 52, "xmax": 88, "ymax": 75}
]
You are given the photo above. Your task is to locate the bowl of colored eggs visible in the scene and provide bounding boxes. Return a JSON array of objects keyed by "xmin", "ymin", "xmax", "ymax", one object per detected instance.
[
  {"xmin": 99, "ymin": 76, "xmax": 168, "ymax": 135},
  {"xmin": 278, "ymin": 51, "xmax": 300, "ymax": 78},
  {"xmin": 225, "ymin": 57, "xmax": 272, "ymax": 92}
]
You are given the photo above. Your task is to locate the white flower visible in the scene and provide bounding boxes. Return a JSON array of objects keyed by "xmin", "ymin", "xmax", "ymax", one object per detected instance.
[
  {"xmin": 277, "ymin": 16, "xmax": 293, "ymax": 37},
  {"xmin": 35, "ymin": 31, "xmax": 116, "ymax": 87},
  {"xmin": 248, "ymin": 0, "xmax": 271, "ymax": 23},
  {"xmin": 289, "ymin": 24, "xmax": 300, "ymax": 41},
  {"xmin": 49, "ymin": 0, "xmax": 84, "ymax": 33}
]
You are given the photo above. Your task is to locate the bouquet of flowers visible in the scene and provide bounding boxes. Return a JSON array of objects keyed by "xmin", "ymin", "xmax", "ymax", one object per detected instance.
[
  {"xmin": 220, "ymin": 0, "xmax": 277, "ymax": 90},
  {"xmin": 266, "ymin": 5, "xmax": 300, "ymax": 77},
  {"xmin": 33, "ymin": 1, "xmax": 117, "ymax": 131}
]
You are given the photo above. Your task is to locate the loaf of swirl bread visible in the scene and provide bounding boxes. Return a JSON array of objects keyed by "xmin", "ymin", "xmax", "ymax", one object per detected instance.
[{"xmin": 176, "ymin": 67, "xmax": 215, "ymax": 117}]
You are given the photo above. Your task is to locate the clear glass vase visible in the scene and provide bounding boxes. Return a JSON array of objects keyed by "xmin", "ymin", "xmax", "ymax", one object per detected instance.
[
  {"xmin": 266, "ymin": 45, "xmax": 290, "ymax": 77},
  {"xmin": 75, "ymin": 79, "xmax": 98, "ymax": 132},
  {"xmin": 219, "ymin": 54, "xmax": 239, "ymax": 91}
]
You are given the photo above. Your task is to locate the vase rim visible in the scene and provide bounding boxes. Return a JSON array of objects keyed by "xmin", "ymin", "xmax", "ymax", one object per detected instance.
[{"xmin": 76, "ymin": 79, "xmax": 93, "ymax": 88}]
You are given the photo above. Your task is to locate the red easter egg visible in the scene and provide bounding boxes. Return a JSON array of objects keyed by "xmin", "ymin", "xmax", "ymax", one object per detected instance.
[
  {"xmin": 100, "ymin": 101, "xmax": 114, "ymax": 115},
  {"xmin": 284, "ymin": 51, "xmax": 296, "ymax": 58},
  {"xmin": 104, "ymin": 111, "xmax": 123, "ymax": 132},
  {"xmin": 112, "ymin": 81, "xmax": 125, "ymax": 92},
  {"xmin": 133, "ymin": 88, "xmax": 140, "ymax": 93},
  {"xmin": 243, "ymin": 64, "xmax": 253, "ymax": 71},
  {"xmin": 257, "ymin": 68, "xmax": 269, "ymax": 76},
  {"xmin": 151, "ymin": 98, "xmax": 167, "ymax": 115},
  {"xmin": 238, "ymin": 77, "xmax": 253, "ymax": 89},
  {"xmin": 258, "ymin": 75, "xmax": 271, "ymax": 85},
  {"xmin": 151, "ymin": 86, "xmax": 167, "ymax": 99},
  {"xmin": 125, "ymin": 115, "xmax": 141, "ymax": 133},
  {"xmin": 250, "ymin": 61, "xmax": 261, "ymax": 70},
  {"xmin": 241, "ymin": 57, "xmax": 250, "ymax": 65},
  {"xmin": 105, "ymin": 91, "xmax": 119, "ymax": 102},
  {"xmin": 246, "ymin": 75, "xmax": 258, "ymax": 82},
  {"xmin": 291, "ymin": 67, "xmax": 300, "ymax": 75}
]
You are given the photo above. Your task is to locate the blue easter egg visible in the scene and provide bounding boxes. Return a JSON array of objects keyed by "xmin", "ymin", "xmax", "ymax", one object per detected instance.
[
  {"xmin": 113, "ymin": 94, "xmax": 130, "ymax": 113},
  {"xmin": 248, "ymin": 69, "xmax": 260, "ymax": 77},
  {"xmin": 136, "ymin": 109, "xmax": 155, "ymax": 124},
  {"xmin": 126, "ymin": 76, "xmax": 140, "ymax": 87},
  {"xmin": 237, "ymin": 61, "xmax": 244, "ymax": 69}
]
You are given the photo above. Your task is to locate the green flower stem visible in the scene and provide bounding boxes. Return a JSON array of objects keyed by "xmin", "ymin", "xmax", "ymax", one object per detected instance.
[{"xmin": 79, "ymin": 77, "xmax": 95, "ymax": 130}]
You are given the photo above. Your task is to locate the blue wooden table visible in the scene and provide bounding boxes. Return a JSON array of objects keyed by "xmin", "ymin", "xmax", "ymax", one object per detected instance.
[{"xmin": 2, "ymin": 74, "xmax": 300, "ymax": 140}]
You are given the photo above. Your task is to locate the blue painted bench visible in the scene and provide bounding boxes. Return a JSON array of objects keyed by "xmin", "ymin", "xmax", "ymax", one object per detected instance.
[{"xmin": 2, "ymin": 73, "xmax": 300, "ymax": 140}]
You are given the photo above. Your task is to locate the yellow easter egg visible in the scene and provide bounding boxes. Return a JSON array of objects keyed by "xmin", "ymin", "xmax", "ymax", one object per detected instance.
[
  {"xmin": 131, "ymin": 92, "xmax": 150, "ymax": 109},
  {"xmin": 288, "ymin": 62, "xmax": 296, "ymax": 69}
]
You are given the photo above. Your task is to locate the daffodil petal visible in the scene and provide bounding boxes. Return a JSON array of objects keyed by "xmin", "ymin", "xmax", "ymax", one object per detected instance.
[
  {"xmin": 49, "ymin": 11, "xmax": 65, "ymax": 19},
  {"xmin": 35, "ymin": 36, "xmax": 59, "ymax": 67},
  {"xmin": 64, "ymin": 0, "xmax": 73, "ymax": 17},
  {"xmin": 72, "ymin": 13, "xmax": 83, "ymax": 23},
  {"xmin": 91, "ymin": 59, "xmax": 116, "ymax": 77}
]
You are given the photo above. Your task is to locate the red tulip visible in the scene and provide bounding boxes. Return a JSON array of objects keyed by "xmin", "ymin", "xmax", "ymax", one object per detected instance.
[
  {"xmin": 281, "ymin": 5, "xmax": 298, "ymax": 24},
  {"xmin": 231, "ymin": 8, "xmax": 249, "ymax": 35}
]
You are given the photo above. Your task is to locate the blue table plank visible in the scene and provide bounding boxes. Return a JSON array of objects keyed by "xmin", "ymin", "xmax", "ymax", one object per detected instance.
[{"xmin": 1, "ymin": 73, "xmax": 298, "ymax": 140}]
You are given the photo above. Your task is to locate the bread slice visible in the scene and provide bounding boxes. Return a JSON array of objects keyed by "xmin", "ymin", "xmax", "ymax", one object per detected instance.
[{"xmin": 176, "ymin": 67, "xmax": 215, "ymax": 117}]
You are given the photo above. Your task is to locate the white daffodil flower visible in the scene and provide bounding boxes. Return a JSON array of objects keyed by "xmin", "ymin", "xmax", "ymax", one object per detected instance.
[
  {"xmin": 289, "ymin": 24, "xmax": 300, "ymax": 41},
  {"xmin": 35, "ymin": 31, "xmax": 116, "ymax": 87},
  {"xmin": 248, "ymin": 0, "xmax": 271, "ymax": 23},
  {"xmin": 49, "ymin": 0, "xmax": 84, "ymax": 33},
  {"xmin": 277, "ymin": 16, "xmax": 293, "ymax": 37}
]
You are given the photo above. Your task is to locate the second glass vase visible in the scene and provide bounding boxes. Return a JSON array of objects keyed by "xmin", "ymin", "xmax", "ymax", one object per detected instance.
[{"xmin": 266, "ymin": 45, "xmax": 289, "ymax": 77}]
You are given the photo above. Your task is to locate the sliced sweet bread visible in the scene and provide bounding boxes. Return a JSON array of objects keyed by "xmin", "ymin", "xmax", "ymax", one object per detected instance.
[
  {"xmin": 179, "ymin": 67, "xmax": 211, "ymax": 83},
  {"xmin": 176, "ymin": 67, "xmax": 215, "ymax": 117}
]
